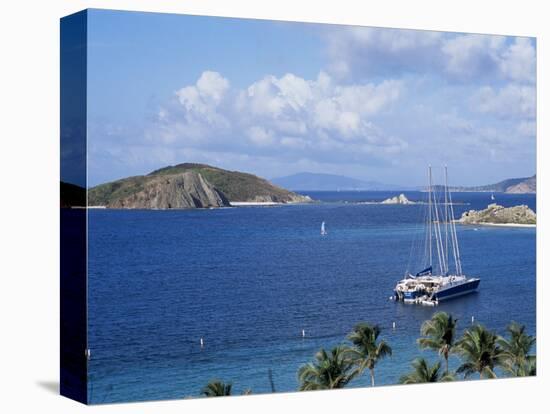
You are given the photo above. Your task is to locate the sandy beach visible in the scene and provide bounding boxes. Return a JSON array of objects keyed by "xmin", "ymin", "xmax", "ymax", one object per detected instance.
[
  {"xmin": 473, "ymin": 222, "xmax": 536, "ymax": 228},
  {"xmin": 230, "ymin": 201, "xmax": 281, "ymax": 207}
]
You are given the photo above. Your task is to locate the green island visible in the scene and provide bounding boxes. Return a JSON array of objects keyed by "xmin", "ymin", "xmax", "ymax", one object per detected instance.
[{"xmin": 87, "ymin": 163, "xmax": 311, "ymax": 209}]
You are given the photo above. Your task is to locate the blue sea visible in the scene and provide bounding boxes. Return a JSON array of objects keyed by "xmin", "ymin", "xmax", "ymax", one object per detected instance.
[{"xmin": 87, "ymin": 191, "xmax": 536, "ymax": 403}]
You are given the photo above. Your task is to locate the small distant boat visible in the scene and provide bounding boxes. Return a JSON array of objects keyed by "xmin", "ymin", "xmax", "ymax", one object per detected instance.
[
  {"xmin": 491, "ymin": 192, "xmax": 495, "ymax": 201},
  {"xmin": 393, "ymin": 166, "xmax": 480, "ymax": 305},
  {"xmin": 321, "ymin": 221, "xmax": 327, "ymax": 235}
]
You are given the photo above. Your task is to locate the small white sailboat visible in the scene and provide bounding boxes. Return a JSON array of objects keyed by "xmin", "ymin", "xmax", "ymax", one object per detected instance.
[
  {"xmin": 321, "ymin": 221, "xmax": 327, "ymax": 235},
  {"xmin": 491, "ymin": 192, "xmax": 495, "ymax": 201}
]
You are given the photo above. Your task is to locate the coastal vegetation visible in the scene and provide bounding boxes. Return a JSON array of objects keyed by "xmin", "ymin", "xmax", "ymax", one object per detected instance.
[
  {"xmin": 455, "ymin": 324, "xmax": 505, "ymax": 379},
  {"xmin": 399, "ymin": 358, "xmax": 454, "ymax": 384},
  {"xmin": 498, "ymin": 322, "xmax": 537, "ymax": 377},
  {"xmin": 417, "ymin": 312, "xmax": 458, "ymax": 374},
  {"xmin": 297, "ymin": 346, "xmax": 356, "ymax": 390},
  {"xmin": 347, "ymin": 323, "xmax": 392, "ymax": 386},
  {"xmin": 202, "ymin": 380, "xmax": 233, "ymax": 397},
  {"xmin": 201, "ymin": 380, "xmax": 253, "ymax": 397},
  {"xmin": 201, "ymin": 313, "xmax": 535, "ymax": 397}
]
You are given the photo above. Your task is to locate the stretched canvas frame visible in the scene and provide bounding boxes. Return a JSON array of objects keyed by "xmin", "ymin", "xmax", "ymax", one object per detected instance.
[{"xmin": 60, "ymin": 10, "xmax": 536, "ymax": 403}]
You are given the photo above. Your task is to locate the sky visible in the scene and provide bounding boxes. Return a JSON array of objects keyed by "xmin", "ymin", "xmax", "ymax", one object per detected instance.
[{"xmin": 86, "ymin": 9, "xmax": 536, "ymax": 187}]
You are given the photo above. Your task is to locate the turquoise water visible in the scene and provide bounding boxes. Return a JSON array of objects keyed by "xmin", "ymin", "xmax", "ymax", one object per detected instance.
[{"xmin": 87, "ymin": 191, "xmax": 536, "ymax": 403}]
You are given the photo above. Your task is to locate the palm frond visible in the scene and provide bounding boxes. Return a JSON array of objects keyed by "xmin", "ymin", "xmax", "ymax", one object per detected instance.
[
  {"xmin": 297, "ymin": 345, "xmax": 355, "ymax": 391},
  {"xmin": 399, "ymin": 358, "xmax": 451, "ymax": 384},
  {"xmin": 202, "ymin": 380, "xmax": 232, "ymax": 397}
]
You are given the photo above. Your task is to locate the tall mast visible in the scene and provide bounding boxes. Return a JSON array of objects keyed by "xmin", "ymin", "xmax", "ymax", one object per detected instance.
[
  {"xmin": 428, "ymin": 166, "xmax": 432, "ymax": 268},
  {"xmin": 431, "ymin": 169, "xmax": 446, "ymax": 275},
  {"xmin": 444, "ymin": 165, "xmax": 449, "ymax": 275},
  {"xmin": 446, "ymin": 167, "xmax": 462, "ymax": 275}
]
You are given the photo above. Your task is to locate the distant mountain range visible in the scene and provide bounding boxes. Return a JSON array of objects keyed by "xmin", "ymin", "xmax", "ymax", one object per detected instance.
[
  {"xmin": 271, "ymin": 172, "xmax": 410, "ymax": 191},
  {"xmin": 272, "ymin": 172, "xmax": 536, "ymax": 194},
  {"xmin": 432, "ymin": 175, "xmax": 536, "ymax": 194}
]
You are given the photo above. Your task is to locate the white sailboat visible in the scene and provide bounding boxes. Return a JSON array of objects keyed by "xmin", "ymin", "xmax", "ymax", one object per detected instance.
[
  {"xmin": 491, "ymin": 192, "xmax": 495, "ymax": 201},
  {"xmin": 321, "ymin": 221, "xmax": 327, "ymax": 235},
  {"xmin": 393, "ymin": 166, "xmax": 480, "ymax": 305}
]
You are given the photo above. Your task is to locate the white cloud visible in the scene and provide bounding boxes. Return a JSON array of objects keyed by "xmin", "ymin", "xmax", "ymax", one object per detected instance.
[
  {"xmin": 472, "ymin": 84, "xmax": 536, "ymax": 119},
  {"xmin": 325, "ymin": 27, "xmax": 535, "ymax": 85},
  {"xmin": 517, "ymin": 121, "xmax": 536, "ymax": 138},
  {"xmin": 499, "ymin": 37, "xmax": 536, "ymax": 83},
  {"xmin": 280, "ymin": 136, "xmax": 307, "ymax": 149},
  {"xmin": 442, "ymin": 35, "xmax": 536, "ymax": 83},
  {"xmin": 246, "ymin": 126, "xmax": 275, "ymax": 147},
  {"xmin": 151, "ymin": 70, "xmax": 406, "ymax": 164},
  {"xmin": 195, "ymin": 70, "xmax": 230, "ymax": 103},
  {"xmin": 174, "ymin": 71, "xmax": 230, "ymax": 127},
  {"xmin": 441, "ymin": 34, "xmax": 504, "ymax": 79},
  {"xmin": 325, "ymin": 26, "xmax": 443, "ymax": 78},
  {"xmin": 236, "ymin": 72, "xmax": 402, "ymax": 142}
]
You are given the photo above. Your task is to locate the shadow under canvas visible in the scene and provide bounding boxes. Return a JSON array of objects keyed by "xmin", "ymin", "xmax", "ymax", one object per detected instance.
[{"xmin": 36, "ymin": 381, "xmax": 59, "ymax": 395}]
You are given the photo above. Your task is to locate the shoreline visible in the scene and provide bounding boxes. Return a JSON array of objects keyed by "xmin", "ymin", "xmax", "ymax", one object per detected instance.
[
  {"xmin": 458, "ymin": 221, "xmax": 535, "ymax": 228},
  {"xmin": 229, "ymin": 201, "xmax": 309, "ymax": 207},
  {"xmin": 81, "ymin": 202, "xmax": 309, "ymax": 209},
  {"xmin": 230, "ymin": 201, "xmax": 280, "ymax": 207}
]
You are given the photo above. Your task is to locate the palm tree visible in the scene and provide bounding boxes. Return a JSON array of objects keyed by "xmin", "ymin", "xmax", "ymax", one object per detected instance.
[
  {"xmin": 399, "ymin": 358, "xmax": 455, "ymax": 384},
  {"xmin": 347, "ymin": 322, "xmax": 392, "ymax": 387},
  {"xmin": 523, "ymin": 356, "xmax": 537, "ymax": 376},
  {"xmin": 298, "ymin": 346, "xmax": 355, "ymax": 391},
  {"xmin": 455, "ymin": 324, "xmax": 505, "ymax": 379},
  {"xmin": 497, "ymin": 321, "xmax": 536, "ymax": 377},
  {"xmin": 202, "ymin": 380, "xmax": 232, "ymax": 397},
  {"xmin": 418, "ymin": 312, "xmax": 458, "ymax": 374}
]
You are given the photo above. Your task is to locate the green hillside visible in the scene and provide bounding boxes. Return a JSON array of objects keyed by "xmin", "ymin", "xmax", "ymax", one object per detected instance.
[{"xmin": 88, "ymin": 163, "xmax": 310, "ymax": 207}]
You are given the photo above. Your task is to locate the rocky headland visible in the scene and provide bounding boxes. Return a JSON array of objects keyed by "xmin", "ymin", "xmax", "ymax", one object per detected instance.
[
  {"xmin": 104, "ymin": 171, "xmax": 230, "ymax": 209},
  {"xmin": 88, "ymin": 163, "xmax": 311, "ymax": 209},
  {"xmin": 458, "ymin": 203, "xmax": 536, "ymax": 226}
]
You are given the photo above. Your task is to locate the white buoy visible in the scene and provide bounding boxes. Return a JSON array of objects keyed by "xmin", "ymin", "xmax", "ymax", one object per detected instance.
[
  {"xmin": 392, "ymin": 322, "xmax": 396, "ymax": 330},
  {"xmin": 302, "ymin": 329, "xmax": 306, "ymax": 338},
  {"xmin": 200, "ymin": 337, "xmax": 204, "ymax": 348}
]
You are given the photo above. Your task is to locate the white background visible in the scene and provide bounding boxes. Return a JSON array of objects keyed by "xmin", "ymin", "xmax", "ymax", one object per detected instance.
[{"xmin": 0, "ymin": 0, "xmax": 547, "ymax": 412}]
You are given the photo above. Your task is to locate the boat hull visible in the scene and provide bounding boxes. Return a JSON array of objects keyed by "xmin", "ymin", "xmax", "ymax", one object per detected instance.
[
  {"xmin": 395, "ymin": 290, "xmax": 422, "ymax": 301},
  {"xmin": 433, "ymin": 278, "xmax": 480, "ymax": 301}
]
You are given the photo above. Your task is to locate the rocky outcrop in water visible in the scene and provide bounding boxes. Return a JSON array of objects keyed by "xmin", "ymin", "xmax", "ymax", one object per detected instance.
[
  {"xmin": 381, "ymin": 194, "xmax": 415, "ymax": 205},
  {"xmin": 105, "ymin": 171, "xmax": 230, "ymax": 209},
  {"xmin": 459, "ymin": 203, "xmax": 536, "ymax": 225}
]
